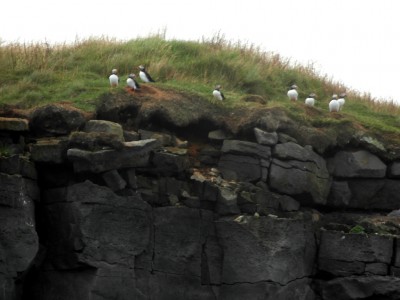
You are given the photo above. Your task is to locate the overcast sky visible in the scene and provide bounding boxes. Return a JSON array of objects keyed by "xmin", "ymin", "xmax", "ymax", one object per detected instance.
[{"xmin": 1, "ymin": 0, "xmax": 399, "ymax": 102}]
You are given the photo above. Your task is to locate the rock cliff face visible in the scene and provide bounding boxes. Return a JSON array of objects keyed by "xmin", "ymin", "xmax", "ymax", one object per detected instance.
[{"xmin": 2, "ymin": 91, "xmax": 400, "ymax": 300}]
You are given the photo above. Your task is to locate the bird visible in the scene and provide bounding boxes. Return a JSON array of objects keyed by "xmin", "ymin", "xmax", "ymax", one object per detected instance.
[
  {"xmin": 138, "ymin": 65, "xmax": 156, "ymax": 83},
  {"xmin": 109, "ymin": 69, "xmax": 119, "ymax": 87},
  {"xmin": 338, "ymin": 93, "xmax": 346, "ymax": 110},
  {"xmin": 212, "ymin": 85, "xmax": 225, "ymax": 100},
  {"xmin": 127, "ymin": 74, "xmax": 140, "ymax": 91},
  {"xmin": 329, "ymin": 94, "xmax": 340, "ymax": 112},
  {"xmin": 305, "ymin": 93, "xmax": 316, "ymax": 106},
  {"xmin": 287, "ymin": 85, "xmax": 299, "ymax": 101}
]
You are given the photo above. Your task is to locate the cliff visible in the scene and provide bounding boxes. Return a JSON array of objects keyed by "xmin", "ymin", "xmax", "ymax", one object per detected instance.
[{"xmin": 2, "ymin": 87, "xmax": 400, "ymax": 300}]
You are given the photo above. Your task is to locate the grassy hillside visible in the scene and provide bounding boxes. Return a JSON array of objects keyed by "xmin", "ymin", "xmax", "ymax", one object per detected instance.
[{"xmin": 1, "ymin": 34, "xmax": 400, "ymax": 136}]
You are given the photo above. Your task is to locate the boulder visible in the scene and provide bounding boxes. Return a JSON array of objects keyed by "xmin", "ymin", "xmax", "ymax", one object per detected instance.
[
  {"xmin": 29, "ymin": 104, "xmax": 86, "ymax": 136},
  {"xmin": 68, "ymin": 131, "xmax": 125, "ymax": 151},
  {"xmin": 221, "ymin": 139, "xmax": 271, "ymax": 160},
  {"xmin": 0, "ymin": 117, "xmax": 29, "ymax": 132},
  {"xmin": 273, "ymin": 142, "xmax": 319, "ymax": 162},
  {"xmin": 328, "ymin": 150, "xmax": 387, "ymax": 178},
  {"xmin": 67, "ymin": 139, "xmax": 158, "ymax": 173},
  {"xmin": 269, "ymin": 142, "xmax": 330, "ymax": 205},
  {"xmin": 30, "ymin": 138, "xmax": 69, "ymax": 164},
  {"xmin": 218, "ymin": 140, "xmax": 271, "ymax": 182},
  {"xmin": 83, "ymin": 120, "xmax": 124, "ymax": 141}
]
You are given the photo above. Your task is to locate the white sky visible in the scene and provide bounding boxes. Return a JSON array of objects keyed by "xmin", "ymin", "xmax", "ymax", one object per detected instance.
[{"xmin": 1, "ymin": 0, "xmax": 400, "ymax": 102}]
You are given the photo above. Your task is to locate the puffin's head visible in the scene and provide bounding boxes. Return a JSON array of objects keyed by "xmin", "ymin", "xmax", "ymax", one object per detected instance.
[
  {"xmin": 128, "ymin": 73, "xmax": 136, "ymax": 78},
  {"xmin": 291, "ymin": 84, "xmax": 298, "ymax": 90},
  {"xmin": 339, "ymin": 93, "xmax": 347, "ymax": 98},
  {"xmin": 112, "ymin": 69, "xmax": 118, "ymax": 74},
  {"xmin": 332, "ymin": 94, "xmax": 338, "ymax": 99},
  {"xmin": 139, "ymin": 65, "xmax": 145, "ymax": 70},
  {"xmin": 309, "ymin": 93, "xmax": 316, "ymax": 98},
  {"xmin": 215, "ymin": 85, "xmax": 222, "ymax": 90}
]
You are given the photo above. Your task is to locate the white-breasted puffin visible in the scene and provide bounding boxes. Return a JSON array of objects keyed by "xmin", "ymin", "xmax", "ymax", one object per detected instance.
[
  {"xmin": 138, "ymin": 65, "xmax": 156, "ymax": 83},
  {"xmin": 338, "ymin": 93, "xmax": 346, "ymax": 110},
  {"xmin": 329, "ymin": 94, "xmax": 340, "ymax": 112},
  {"xmin": 127, "ymin": 74, "xmax": 140, "ymax": 91},
  {"xmin": 212, "ymin": 85, "xmax": 225, "ymax": 100},
  {"xmin": 287, "ymin": 84, "xmax": 299, "ymax": 101},
  {"xmin": 109, "ymin": 69, "xmax": 119, "ymax": 87},
  {"xmin": 305, "ymin": 93, "xmax": 316, "ymax": 106}
]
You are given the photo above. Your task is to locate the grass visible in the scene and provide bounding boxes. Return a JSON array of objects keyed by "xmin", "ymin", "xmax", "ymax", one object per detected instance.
[{"xmin": 1, "ymin": 33, "xmax": 400, "ymax": 138}]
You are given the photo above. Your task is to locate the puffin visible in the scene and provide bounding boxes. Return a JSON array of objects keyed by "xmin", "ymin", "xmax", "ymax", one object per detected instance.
[
  {"xmin": 287, "ymin": 85, "xmax": 299, "ymax": 101},
  {"xmin": 109, "ymin": 69, "xmax": 119, "ymax": 87},
  {"xmin": 212, "ymin": 85, "xmax": 225, "ymax": 101},
  {"xmin": 305, "ymin": 93, "xmax": 316, "ymax": 106},
  {"xmin": 127, "ymin": 73, "xmax": 140, "ymax": 91},
  {"xmin": 329, "ymin": 94, "xmax": 340, "ymax": 112},
  {"xmin": 138, "ymin": 65, "xmax": 156, "ymax": 83},
  {"xmin": 338, "ymin": 93, "xmax": 346, "ymax": 110}
]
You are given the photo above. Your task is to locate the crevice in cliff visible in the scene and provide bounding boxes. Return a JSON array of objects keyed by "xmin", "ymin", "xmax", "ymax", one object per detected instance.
[
  {"xmin": 150, "ymin": 215, "xmax": 156, "ymax": 275},
  {"xmin": 220, "ymin": 275, "xmax": 312, "ymax": 287}
]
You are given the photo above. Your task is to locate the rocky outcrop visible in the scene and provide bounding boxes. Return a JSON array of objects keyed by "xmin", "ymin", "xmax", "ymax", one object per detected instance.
[
  {"xmin": 2, "ymin": 100, "xmax": 400, "ymax": 300},
  {"xmin": 29, "ymin": 104, "xmax": 87, "ymax": 136},
  {"xmin": 0, "ymin": 156, "xmax": 39, "ymax": 300},
  {"xmin": 269, "ymin": 142, "xmax": 330, "ymax": 205}
]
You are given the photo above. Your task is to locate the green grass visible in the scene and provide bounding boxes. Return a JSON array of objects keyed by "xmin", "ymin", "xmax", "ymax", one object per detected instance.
[{"xmin": 1, "ymin": 34, "xmax": 400, "ymax": 138}]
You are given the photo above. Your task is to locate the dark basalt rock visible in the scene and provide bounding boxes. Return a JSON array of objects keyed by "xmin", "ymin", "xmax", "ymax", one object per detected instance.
[
  {"xmin": 269, "ymin": 142, "xmax": 331, "ymax": 205},
  {"xmin": 4, "ymin": 95, "xmax": 400, "ymax": 300},
  {"xmin": 29, "ymin": 104, "xmax": 86, "ymax": 137},
  {"xmin": 328, "ymin": 150, "xmax": 387, "ymax": 178}
]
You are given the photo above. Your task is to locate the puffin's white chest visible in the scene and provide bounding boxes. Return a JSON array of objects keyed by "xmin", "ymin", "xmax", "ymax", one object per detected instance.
[
  {"xmin": 213, "ymin": 90, "xmax": 223, "ymax": 101},
  {"xmin": 305, "ymin": 97, "xmax": 315, "ymax": 106},
  {"xmin": 139, "ymin": 71, "xmax": 150, "ymax": 83},
  {"xmin": 109, "ymin": 74, "xmax": 119, "ymax": 86},
  {"xmin": 127, "ymin": 78, "xmax": 137, "ymax": 89},
  {"xmin": 287, "ymin": 89, "xmax": 298, "ymax": 100},
  {"xmin": 329, "ymin": 99, "xmax": 340, "ymax": 112}
]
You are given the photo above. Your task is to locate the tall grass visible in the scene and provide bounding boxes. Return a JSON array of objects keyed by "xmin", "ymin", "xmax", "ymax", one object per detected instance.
[{"xmin": 0, "ymin": 34, "xmax": 399, "ymax": 134}]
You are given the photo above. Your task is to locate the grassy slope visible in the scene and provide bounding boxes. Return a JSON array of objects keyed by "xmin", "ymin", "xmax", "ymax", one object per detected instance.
[{"xmin": 1, "ymin": 34, "xmax": 400, "ymax": 139}]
